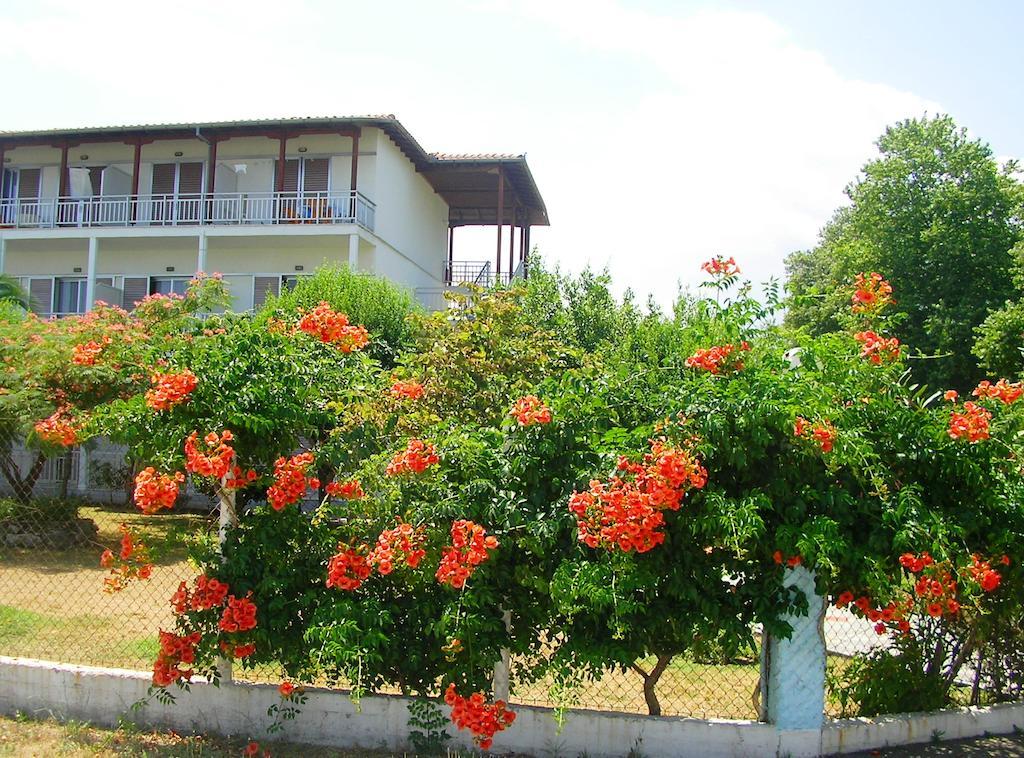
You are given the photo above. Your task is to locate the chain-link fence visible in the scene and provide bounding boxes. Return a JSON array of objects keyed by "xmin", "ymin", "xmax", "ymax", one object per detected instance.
[{"xmin": 3, "ymin": 433, "xmax": 1021, "ymax": 724}]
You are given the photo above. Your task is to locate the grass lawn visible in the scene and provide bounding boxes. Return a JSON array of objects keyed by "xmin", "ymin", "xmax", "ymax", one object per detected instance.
[{"xmin": 0, "ymin": 713, "xmax": 399, "ymax": 757}]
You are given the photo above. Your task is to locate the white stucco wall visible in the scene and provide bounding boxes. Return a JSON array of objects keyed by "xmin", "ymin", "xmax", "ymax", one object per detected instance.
[{"xmin": 369, "ymin": 130, "xmax": 448, "ymax": 288}]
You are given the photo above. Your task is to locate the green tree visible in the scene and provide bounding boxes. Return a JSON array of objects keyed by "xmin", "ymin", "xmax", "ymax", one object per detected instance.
[{"xmin": 785, "ymin": 114, "xmax": 1023, "ymax": 391}]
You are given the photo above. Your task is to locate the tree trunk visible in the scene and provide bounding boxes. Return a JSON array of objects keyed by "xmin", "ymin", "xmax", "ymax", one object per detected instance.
[
  {"xmin": 630, "ymin": 654, "xmax": 673, "ymax": 716},
  {"xmin": 0, "ymin": 447, "xmax": 46, "ymax": 506}
]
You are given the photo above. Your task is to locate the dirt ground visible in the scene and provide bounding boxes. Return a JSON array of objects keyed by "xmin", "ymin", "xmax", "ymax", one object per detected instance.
[{"xmin": 837, "ymin": 732, "xmax": 1024, "ymax": 757}]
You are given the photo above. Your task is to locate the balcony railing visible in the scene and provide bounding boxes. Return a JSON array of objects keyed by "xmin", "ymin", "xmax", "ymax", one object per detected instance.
[
  {"xmin": 0, "ymin": 190, "xmax": 376, "ymax": 232},
  {"xmin": 445, "ymin": 259, "xmax": 527, "ymax": 287}
]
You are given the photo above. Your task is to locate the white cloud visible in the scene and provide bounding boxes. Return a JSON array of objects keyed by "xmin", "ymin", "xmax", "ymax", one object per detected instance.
[{"xmin": 0, "ymin": 0, "xmax": 940, "ymax": 307}]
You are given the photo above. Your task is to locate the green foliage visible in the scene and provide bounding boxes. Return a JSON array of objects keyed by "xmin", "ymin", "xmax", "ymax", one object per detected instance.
[
  {"xmin": 785, "ymin": 114, "xmax": 1024, "ymax": 391},
  {"xmin": 263, "ymin": 264, "xmax": 417, "ymax": 366},
  {"xmin": 0, "ymin": 496, "xmax": 81, "ymax": 527},
  {"xmin": 829, "ymin": 640, "xmax": 949, "ymax": 717},
  {"xmin": 407, "ymin": 697, "xmax": 451, "ymax": 755},
  {"xmin": 973, "ymin": 284, "xmax": 1024, "ymax": 377}
]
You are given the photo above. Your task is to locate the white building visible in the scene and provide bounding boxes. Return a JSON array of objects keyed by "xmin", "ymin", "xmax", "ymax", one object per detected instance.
[{"xmin": 0, "ymin": 116, "xmax": 549, "ymax": 314}]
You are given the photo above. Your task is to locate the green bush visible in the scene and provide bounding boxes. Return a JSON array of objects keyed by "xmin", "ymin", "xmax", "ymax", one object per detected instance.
[
  {"xmin": 262, "ymin": 264, "xmax": 418, "ymax": 366},
  {"xmin": 0, "ymin": 496, "xmax": 82, "ymax": 527}
]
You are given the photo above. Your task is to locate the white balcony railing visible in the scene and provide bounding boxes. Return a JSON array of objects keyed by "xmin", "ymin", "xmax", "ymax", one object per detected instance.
[{"xmin": 0, "ymin": 190, "xmax": 376, "ymax": 232}]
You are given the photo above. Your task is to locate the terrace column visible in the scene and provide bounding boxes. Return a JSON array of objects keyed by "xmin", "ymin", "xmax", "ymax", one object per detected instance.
[
  {"xmin": 349, "ymin": 130, "xmax": 360, "ymax": 220},
  {"xmin": 0, "ymin": 236, "xmax": 5, "ymax": 274},
  {"xmin": 85, "ymin": 237, "xmax": 98, "ymax": 312},
  {"xmin": 197, "ymin": 232, "xmax": 208, "ymax": 274},
  {"xmin": 57, "ymin": 143, "xmax": 70, "ymax": 198},
  {"xmin": 761, "ymin": 565, "xmax": 825, "ymax": 753},
  {"xmin": 128, "ymin": 140, "xmax": 144, "ymax": 223},
  {"xmin": 495, "ymin": 168, "xmax": 504, "ymax": 276},
  {"xmin": 276, "ymin": 135, "xmax": 288, "ymax": 193},
  {"xmin": 447, "ymin": 225, "xmax": 454, "ymax": 284},
  {"xmin": 348, "ymin": 234, "xmax": 359, "ymax": 269}
]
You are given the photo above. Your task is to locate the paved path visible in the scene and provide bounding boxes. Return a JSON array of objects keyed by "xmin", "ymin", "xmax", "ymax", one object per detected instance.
[{"xmin": 837, "ymin": 732, "xmax": 1024, "ymax": 756}]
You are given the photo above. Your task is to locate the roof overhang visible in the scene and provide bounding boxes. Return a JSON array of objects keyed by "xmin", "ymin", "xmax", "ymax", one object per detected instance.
[{"xmin": 0, "ymin": 116, "xmax": 549, "ymax": 227}]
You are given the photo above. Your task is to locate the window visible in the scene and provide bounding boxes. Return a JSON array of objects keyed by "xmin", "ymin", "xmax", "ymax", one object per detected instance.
[
  {"xmin": 54, "ymin": 278, "xmax": 88, "ymax": 315},
  {"xmin": 150, "ymin": 278, "xmax": 190, "ymax": 297},
  {"xmin": 281, "ymin": 275, "xmax": 306, "ymax": 292}
]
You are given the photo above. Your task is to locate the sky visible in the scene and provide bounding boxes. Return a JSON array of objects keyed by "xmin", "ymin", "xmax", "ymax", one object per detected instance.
[{"xmin": 2, "ymin": 0, "xmax": 1021, "ymax": 307}]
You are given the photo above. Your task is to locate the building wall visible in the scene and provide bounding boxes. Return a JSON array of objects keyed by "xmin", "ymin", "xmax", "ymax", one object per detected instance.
[{"xmin": 370, "ymin": 131, "xmax": 448, "ymax": 288}]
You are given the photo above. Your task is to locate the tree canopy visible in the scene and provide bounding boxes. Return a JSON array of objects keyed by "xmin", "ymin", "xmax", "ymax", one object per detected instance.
[{"xmin": 785, "ymin": 114, "xmax": 1024, "ymax": 391}]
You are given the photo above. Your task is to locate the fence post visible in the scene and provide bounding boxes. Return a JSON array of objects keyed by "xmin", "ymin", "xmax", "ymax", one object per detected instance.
[
  {"xmin": 215, "ymin": 477, "xmax": 237, "ymax": 685},
  {"xmin": 761, "ymin": 565, "xmax": 825, "ymax": 755},
  {"xmin": 492, "ymin": 608, "xmax": 512, "ymax": 701}
]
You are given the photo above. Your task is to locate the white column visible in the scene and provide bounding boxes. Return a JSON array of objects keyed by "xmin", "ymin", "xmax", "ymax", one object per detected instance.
[
  {"xmin": 85, "ymin": 237, "xmax": 98, "ymax": 312},
  {"xmin": 197, "ymin": 231, "xmax": 208, "ymax": 274},
  {"xmin": 492, "ymin": 608, "xmax": 512, "ymax": 701},
  {"xmin": 216, "ymin": 476, "xmax": 238, "ymax": 685},
  {"xmin": 347, "ymin": 233, "xmax": 359, "ymax": 270},
  {"xmin": 76, "ymin": 447, "xmax": 89, "ymax": 493},
  {"xmin": 0, "ymin": 236, "xmax": 6, "ymax": 274},
  {"xmin": 762, "ymin": 565, "xmax": 826, "ymax": 753}
]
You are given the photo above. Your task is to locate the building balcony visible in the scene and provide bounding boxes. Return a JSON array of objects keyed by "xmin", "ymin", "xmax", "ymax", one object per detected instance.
[{"xmin": 0, "ymin": 190, "xmax": 376, "ymax": 233}]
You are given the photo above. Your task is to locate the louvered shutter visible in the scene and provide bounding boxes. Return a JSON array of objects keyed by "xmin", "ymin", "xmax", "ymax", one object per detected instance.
[
  {"xmin": 277, "ymin": 159, "xmax": 300, "ymax": 193},
  {"xmin": 253, "ymin": 276, "xmax": 280, "ymax": 309},
  {"xmin": 178, "ymin": 163, "xmax": 203, "ymax": 194},
  {"xmin": 29, "ymin": 278, "xmax": 53, "ymax": 316},
  {"xmin": 18, "ymin": 168, "xmax": 41, "ymax": 200},
  {"xmin": 301, "ymin": 158, "xmax": 329, "ymax": 192},
  {"xmin": 121, "ymin": 277, "xmax": 150, "ymax": 311},
  {"xmin": 151, "ymin": 164, "xmax": 175, "ymax": 195}
]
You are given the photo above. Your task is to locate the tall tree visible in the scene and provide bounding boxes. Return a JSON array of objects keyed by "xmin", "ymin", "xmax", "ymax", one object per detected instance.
[{"xmin": 785, "ymin": 115, "xmax": 1023, "ymax": 391}]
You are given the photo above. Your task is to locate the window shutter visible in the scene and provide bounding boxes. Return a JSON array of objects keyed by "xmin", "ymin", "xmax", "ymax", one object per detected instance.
[
  {"xmin": 121, "ymin": 277, "xmax": 150, "ymax": 311},
  {"xmin": 29, "ymin": 278, "xmax": 53, "ymax": 316},
  {"xmin": 151, "ymin": 164, "xmax": 175, "ymax": 195},
  {"xmin": 18, "ymin": 168, "xmax": 41, "ymax": 200},
  {"xmin": 253, "ymin": 276, "xmax": 280, "ymax": 309},
  {"xmin": 302, "ymin": 158, "xmax": 329, "ymax": 192},
  {"xmin": 178, "ymin": 163, "xmax": 203, "ymax": 195},
  {"xmin": 277, "ymin": 159, "xmax": 300, "ymax": 193},
  {"xmin": 88, "ymin": 167, "xmax": 104, "ymax": 197}
]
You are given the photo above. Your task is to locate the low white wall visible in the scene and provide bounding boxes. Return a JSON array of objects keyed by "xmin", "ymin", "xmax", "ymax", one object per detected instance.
[{"xmin": 1, "ymin": 657, "xmax": 1021, "ymax": 757}]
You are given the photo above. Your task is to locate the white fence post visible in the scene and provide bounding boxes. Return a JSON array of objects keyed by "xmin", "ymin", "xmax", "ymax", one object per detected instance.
[
  {"xmin": 215, "ymin": 478, "xmax": 237, "ymax": 685},
  {"xmin": 761, "ymin": 565, "xmax": 826, "ymax": 753},
  {"xmin": 492, "ymin": 608, "xmax": 511, "ymax": 701}
]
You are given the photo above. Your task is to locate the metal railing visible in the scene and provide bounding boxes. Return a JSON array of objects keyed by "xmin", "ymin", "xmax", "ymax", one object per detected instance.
[
  {"xmin": 445, "ymin": 260, "xmax": 527, "ymax": 288},
  {"xmin": 0, "ymin": 190, "xmax": 376, "ymax": 232}
]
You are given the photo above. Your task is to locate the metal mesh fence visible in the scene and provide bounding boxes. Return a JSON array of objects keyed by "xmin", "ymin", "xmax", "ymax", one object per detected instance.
[
  {"xmin": 0, "ymin": 433, "xmax": 764, "ymax": 721},
  {"xmin": 5, "ymin": 433, "xmax": 1020, "ymax": 723}
]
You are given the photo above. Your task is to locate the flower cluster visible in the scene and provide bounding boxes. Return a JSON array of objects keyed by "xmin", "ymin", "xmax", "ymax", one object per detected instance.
[
  {"xmin": 71, "ymin": 337, "xmax": 111, "ymax": 366},
  {"xmin": 170, "ymin": 574, "xmax": 230, "ymax": 614},
  {"xmin": 901, "ymin": 553, "xmax": 962, "ymax": 619},
  {"xmin": 267, "ymin": 452, "xmax": 318, "ymax": 511},
  {"xmin": 973, "ymin": 379, "xmax": 1023, "ymax": 405},
  {"xmin": 218, "ymin": 594, "xmax": 258, "ymax": 633},
  {"xmin": 297, "ymin": 302, "xmax": 370, "ymax": 353},
  {"xmin": 219, "ymin": 640, "xmax": 256, "ymax": 659},
  {"xmin": 851, "ymin": 272, "xmax": 894, "ymax": 314},
  {"xmin": 34, "ymin": 408, "xmax": 79, "ymax": 447},
  {"xmin": 145, "ymin": 369, "xmax": 198, "ymax": 412},
  {"xmin": 510, "ymin": 395, "xmax": 552, "ymax": 426},
  {"xmin": 369, "ymin": 520, "xmax": 427, "ymax": 574},
  {"xmin": 773, "ymin": 550, "xmax": 803, "ymax": 568},
  {"xmin": 444, "ymin": 684, "xmax": 516, "ymax": 750},
  {"xmin": 385, "ymin": 438, "xmax": 440, "ymax": 477},
  {"xmin": 389, "ymin": 379, "xmax": 425, "ymax": 400},
  {"xmin": 836, "ymin": 591, "xmax": 912, "ymax": 635},
  {"xmin": 436, "ymin": 520, "xmax": 499, "ymax": 588},
  {"xmin": 100, "ymin": 523, "xmax": 153, "ymax": 592},
  {"xmin": 700, "ymin": 255, "xmax": 740, "ymax": 277},
  {"xmin": 326, "ymin": 545, "xmax": 372, "ymax": 591},
  {"xmin": 569, "ymin": 438, "xmax": 707, "ymax": 553},
  {"xmin": 224, "ymin": 464, "xmax": 259, "ymax": 490},
  {"xmin": 948, "ymin": 402, "xmax": 991, "ymax": 443},
  {"xmin": 184, "ymin": 430, "xmax": 235, "ymax": 479},
  {"xmin": 793, "ymin": 417, "xmax": 837, "ymax": 453},
  {"xmin": 325, "ymin": 478, "xmax": 365, "ymax": 500},
  {"xmin": 967, "ymin": 553, "xmax": 1007, "ymax": 593},
  {"xmin": 685, "ymin": 342, "xmax": 750, "ymax": 374},
  {"xmin": 853, "ymin": 331, "xmax": 901, "ymax": 365},
  {"xmin": 133, "ymin": 467, "xmax": 184, "ymax": 514},
  {"xmin": 152, "ymin": 630, "xmax": 201, "ymax": 687}
]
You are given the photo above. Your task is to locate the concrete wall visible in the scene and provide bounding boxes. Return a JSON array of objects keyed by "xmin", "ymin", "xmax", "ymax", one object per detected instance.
[
  {"xmin": 2, "ymin": 657, "xmax": 1020, "ymax": 758},
  {"xmin": 369, "ymin": 130, "xmax": 448, "ymax": 288}
]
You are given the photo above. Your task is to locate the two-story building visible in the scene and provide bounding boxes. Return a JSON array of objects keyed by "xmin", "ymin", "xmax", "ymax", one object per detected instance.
[{"xmin": 0, "ymin": 115, "xmax": 548, "ymax": 314}]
